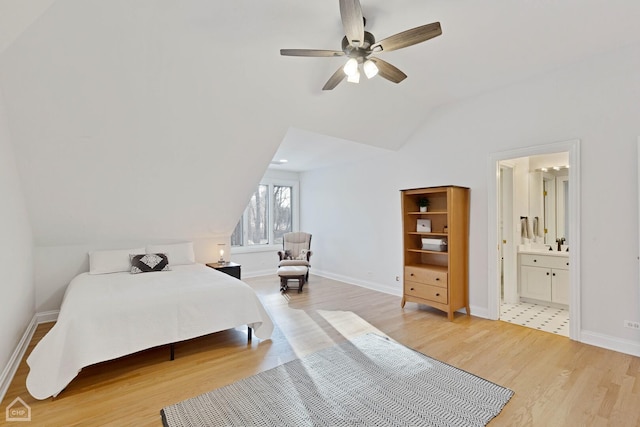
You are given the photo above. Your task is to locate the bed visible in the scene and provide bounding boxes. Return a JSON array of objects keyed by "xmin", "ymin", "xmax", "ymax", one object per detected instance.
[{"xmin": 26, "ymin": 247, "xmax": 274, "ymax": 400}]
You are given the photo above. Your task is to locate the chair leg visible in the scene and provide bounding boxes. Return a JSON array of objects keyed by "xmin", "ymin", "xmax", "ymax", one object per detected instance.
[{"xmin": 298, "ymin": 276, "xmax": 304, "ymax": 293}]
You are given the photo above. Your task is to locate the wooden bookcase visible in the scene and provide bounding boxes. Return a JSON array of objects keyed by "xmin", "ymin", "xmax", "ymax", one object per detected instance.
[{"xmin": 400, "ymin": 186, "xmax": 470, "ymax": 320}]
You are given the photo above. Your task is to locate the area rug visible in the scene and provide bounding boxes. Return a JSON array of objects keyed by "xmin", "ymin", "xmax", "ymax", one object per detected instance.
[{"xmin": 161, "ymin": 334, "xmax": 514, "ymax": 427}]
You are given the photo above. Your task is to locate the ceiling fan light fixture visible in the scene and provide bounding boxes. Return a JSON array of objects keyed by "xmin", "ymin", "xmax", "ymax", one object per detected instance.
[
  {"xmin": 347, "ymin": 69, "xmax": 361, "ymax": 83},
  {"xmin": 343, "ymin": 58, "xmax": 359, "ymax": 76},
  {"xmin": 363, "ymin": 59, "xmax": 378, "ymax": 78},
  {"xmin": 280, "ymin": 0, "xmax": 443, "ymax": 90}
]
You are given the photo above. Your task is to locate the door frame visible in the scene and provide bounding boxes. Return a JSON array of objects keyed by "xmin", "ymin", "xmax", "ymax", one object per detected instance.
[
  {"xmin": 499, "ymin": 163, "xmax": 517, "ymax": 304},
  {"xmin": 487, "ymin": 139, "xmax": 581, "ymax": 340}
]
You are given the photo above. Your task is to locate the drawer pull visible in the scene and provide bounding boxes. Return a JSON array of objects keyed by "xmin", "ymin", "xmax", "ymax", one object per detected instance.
[
  {"xmin": 534, "ymin": 259, "xmax": 537, "ymax": 262},
  {"xmin": 566, "ymin": 262, "xmax": 569, "ymax": 266},
  {"xmin": 410, "ymin": 287, "xmax": 415, "ymax": 291},
  {"xmin": 552, "ymin": 273, "xmax": 556, "ymax": 276},
  {"xmin": 435, "ymin": 278, "xmax": 440, "ymax": 281},
  {"xmin": 546, "ymin": 272, "xmax": 550, "ymax": 275},
  {"xmin": 410, "ymin": 273, "xmax": 414, "ymax": 276},
  {"xmin": 435, "ymin": 293, "xmax": 440, "ymax": 297}
]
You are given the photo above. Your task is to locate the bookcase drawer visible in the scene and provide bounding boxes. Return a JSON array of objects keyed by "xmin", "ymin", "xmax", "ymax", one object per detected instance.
[
  {"xmin": 404, "ymin": 281, "xmax": 448, "ymax": 304},
  {"xmin": 405, "ymin": 266, "xmax": 447, "ymax": 288}
]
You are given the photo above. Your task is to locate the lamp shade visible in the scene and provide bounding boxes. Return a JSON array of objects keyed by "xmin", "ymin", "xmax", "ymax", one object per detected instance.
[
  {"xmin": 217, "ymin": 243, "xmax": 226, "ymax": 263},
  {"xmin": 343, "ymin": 58, "xmax": 358, "ymax": 76},
  {"xmin": 347, "ymin": 69, "xmax": 360, "ymax": 83},
  {"xmin": 363, "ymin": 59, "xmax": 379, "ymax": 79}
]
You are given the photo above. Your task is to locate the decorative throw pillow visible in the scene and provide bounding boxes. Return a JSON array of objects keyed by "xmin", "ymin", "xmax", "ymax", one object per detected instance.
[
  {"xmin": 297, "ymin": 249, "xmax": 308, "ymax": 260},
  {"xmin": 130, "ymin": 253, "xmax": 170, "ymax": 274},
  {"xmin": 283, "ymin": 250, "xmax": 293, "ymax": 260}
]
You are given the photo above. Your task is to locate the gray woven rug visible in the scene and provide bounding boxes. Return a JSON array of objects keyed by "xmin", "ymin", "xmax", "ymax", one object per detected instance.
[{"xmin": 161, "ymin": 334, "xmax": 513, "ymax": 427}]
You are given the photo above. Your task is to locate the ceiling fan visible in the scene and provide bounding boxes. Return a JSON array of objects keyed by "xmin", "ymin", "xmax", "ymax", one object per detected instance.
[{"xmin": 280, "ymin": 0, "xmax": 442, "ymax": 90}]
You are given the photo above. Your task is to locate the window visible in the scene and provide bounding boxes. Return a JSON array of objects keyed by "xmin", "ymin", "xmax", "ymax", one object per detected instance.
[
  {"xmin": 273, "ymin": 185, "xmax": 292, "ymax": 244},
  {"xmin": 232, "ymin": 178, "xmax": 298, "ymax": 249},
  {"xmin": 247, "ymin": 184, "xmax": 269, "ymax": 245}
]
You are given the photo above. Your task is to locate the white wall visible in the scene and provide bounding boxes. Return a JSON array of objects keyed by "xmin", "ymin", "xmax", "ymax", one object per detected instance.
[
  {"xmin": 302, "ymin": 44, "xmax": 640, "ymax": 352},
  {"xmin": 232, "ymin": 249, "xmax": 280, "ymax": 278},
  {"xmin": 32, "ymin": 169, "xmax": 299, "ymax": 311},
  {"xmin": 301, "ymin": 156, "xmax": 403, "ymax": 296},
  {"xmin": 0, "ymin": 0, "xmax": 287, "ymax": 311},
  {"xmin": 0, "ymin": 89, "xmax": 34, "ymax": 371},
  {"xmin": 0, "ymin": 1, "xmax": 288, "ymax": 249}
]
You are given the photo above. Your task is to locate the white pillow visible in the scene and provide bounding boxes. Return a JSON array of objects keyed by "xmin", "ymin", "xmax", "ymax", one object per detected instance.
[
  {"xmin": 146, "ymin": 242, "xmax": 195, "ymax": 266},
  {"xmin": 89, "ymin": 247, "xmax": 145, "ymax": 274}
]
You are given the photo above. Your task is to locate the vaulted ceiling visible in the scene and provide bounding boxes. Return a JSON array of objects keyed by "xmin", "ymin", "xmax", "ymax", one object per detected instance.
[
  {"xmin": 3, "ymin": 1, "xmax": 640, "ymax": 149},
  {"xmin": 1, "ymin": 0, "xmax": 639, "ymax": 244}
]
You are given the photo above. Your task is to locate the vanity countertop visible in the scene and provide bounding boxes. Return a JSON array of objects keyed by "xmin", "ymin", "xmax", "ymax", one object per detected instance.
[{"xmin": 518, "ymin": 249, "xmax": 569, "ymax": 257}]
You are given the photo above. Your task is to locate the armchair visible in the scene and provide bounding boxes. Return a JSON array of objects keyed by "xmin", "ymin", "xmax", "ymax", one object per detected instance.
[{"xmin": 278, "ymin": 232, "xmax": 312, "ymax": 280}]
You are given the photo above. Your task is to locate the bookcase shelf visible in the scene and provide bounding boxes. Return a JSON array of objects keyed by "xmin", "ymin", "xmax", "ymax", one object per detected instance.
[{"xmin": 400, "ymin": 186, "xmax": 470, "ymax": 320}]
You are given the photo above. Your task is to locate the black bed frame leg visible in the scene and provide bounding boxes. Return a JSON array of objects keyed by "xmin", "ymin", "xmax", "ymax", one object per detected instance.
[
  {"xmin": 248, "ymin": 326, "xmax": 252, "ymax": 342},
  {"xmin": 170, "ymin": 343, "xmax": 175, "ymax": 361}
]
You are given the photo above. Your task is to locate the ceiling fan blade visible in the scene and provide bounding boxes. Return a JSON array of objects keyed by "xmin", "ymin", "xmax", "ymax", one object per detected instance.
[
  {"xmin": 371, "ymin": 22, "xmax": 442, "ymax": 53},
  {"xmin": 280, "ymin": 49, "xmax": 345, "ymax": 57},
  {"xmin": 339, "ymin": 0, "xmax": 365, "ymax": 47},
  {"xmin": 369, "ymin": 58, "xmax": 407, "ymax": 83},
  {"xmin": 322, "ymin": 66, "xmax": 347, "ymax": 90}
]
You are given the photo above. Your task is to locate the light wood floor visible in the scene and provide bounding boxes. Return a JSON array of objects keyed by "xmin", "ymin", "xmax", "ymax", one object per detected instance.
[{"xmin": 2, "ymin": 274, "xmax": 639, "ymax": 426}]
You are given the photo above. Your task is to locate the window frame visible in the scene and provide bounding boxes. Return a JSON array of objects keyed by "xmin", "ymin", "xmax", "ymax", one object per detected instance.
[{"xmin": 231, "ymin": 178, "xmax": 299, "ymax": 254}]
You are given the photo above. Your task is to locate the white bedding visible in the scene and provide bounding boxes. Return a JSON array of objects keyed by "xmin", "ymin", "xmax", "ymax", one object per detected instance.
[{"xmin": 26, "ymin": 264, "xmax": 274, "ymax": 400}]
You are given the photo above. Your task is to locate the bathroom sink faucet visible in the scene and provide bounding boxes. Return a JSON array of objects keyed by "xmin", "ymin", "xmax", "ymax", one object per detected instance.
[{"xmin": 556, "ymin": 237, "xmax": 566, "ymax": 252}]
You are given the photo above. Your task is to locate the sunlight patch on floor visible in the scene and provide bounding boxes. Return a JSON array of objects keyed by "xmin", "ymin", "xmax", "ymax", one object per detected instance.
[{"xmin": 317, "ymin": 310, "xmax": 388, "ymax": 341}]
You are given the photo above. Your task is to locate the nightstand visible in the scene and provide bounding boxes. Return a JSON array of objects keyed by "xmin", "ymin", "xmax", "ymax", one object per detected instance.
[{"xmin": 206, "ymin": 262, "xmax": 241, "ymax": 280}]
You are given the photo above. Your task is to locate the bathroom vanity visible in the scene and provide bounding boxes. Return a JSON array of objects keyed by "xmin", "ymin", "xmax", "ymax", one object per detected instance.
[{"xmin": 518, "ymin": 250, "xmax": 569, "ymax": 306}]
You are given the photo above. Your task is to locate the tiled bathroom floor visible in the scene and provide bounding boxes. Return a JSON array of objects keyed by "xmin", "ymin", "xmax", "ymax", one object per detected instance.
[{"xmin": 500, "ymin": 300, "xmax": 569, "ymax": 337}]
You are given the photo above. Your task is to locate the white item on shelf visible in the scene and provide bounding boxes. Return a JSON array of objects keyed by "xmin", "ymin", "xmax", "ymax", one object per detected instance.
[
  {"xmin": 416, "ymin": 219, "xmax": 431, "ymax": 232},
  {"xmin": 422, "ymin": 238, "xmax": 447, "ymax": 251}
]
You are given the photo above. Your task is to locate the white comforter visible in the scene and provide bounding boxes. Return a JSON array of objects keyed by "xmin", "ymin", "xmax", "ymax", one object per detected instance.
[{"xmin": 26, "ymin": 264, "xmax": 274, "ymax": 400}]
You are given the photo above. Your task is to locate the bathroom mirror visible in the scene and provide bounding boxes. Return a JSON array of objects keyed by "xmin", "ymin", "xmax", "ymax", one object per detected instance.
[
  {"xmin": 528, "ymin": 153, "xmax": 570, "ymax": 246},
  {"xmin": 529, "ymin": 170, "xmax": 569, "ymax": 245}
]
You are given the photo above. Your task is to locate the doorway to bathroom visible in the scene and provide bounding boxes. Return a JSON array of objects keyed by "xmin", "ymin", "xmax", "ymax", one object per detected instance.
[{"xmin": 488, "ymin": 140, "xmax": 581, "ymax": 340}]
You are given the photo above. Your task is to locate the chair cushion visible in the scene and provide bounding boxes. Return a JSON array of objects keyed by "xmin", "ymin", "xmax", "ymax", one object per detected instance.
[
  {"xmin": 278, "ymin": 259, "xmax": 310, "ymax": 267},
  {"xmin": 278, "ymin": 266, "xmax": 308, "ymax": 277},
  {"xmin": 283, "ymin": 232, "xmax": 311, "ymax": 258}
]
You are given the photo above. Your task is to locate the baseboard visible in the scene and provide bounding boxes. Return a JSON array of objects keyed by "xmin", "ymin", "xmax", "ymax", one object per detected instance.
[
  {"xmin": 240, "ymin": 268, "xmax": 404, "ymax": 298},
  {"xmin": 0, "ymin": 311, "xmax": 59, "ymax": 403},
  {"xmin": 580, "ymin": 330, "xmax": 640, "ymax": 357},
  {"xmin": 36, "ymin": 310, "xmax": 59, "ymax": 324},
  {"xmin": 468, "ymin": 305, "xmax": 489, "ymax": 319},
  {"xmin": 312, "ymin": 269, "xmax": 402, "ymax": 297},
  {"xmin": 0, "ymin": 316, "xmax": 37, "ymax": 404}
]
